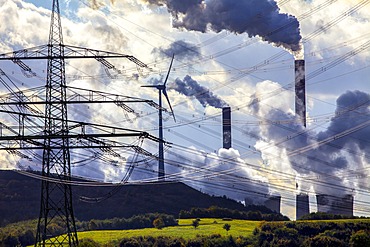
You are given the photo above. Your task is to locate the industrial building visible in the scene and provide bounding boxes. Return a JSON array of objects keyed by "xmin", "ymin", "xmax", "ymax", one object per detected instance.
[
  {"xmin": 316, "ymin": 194, "xmax": 354, "ymax": 216},
  {"xmin": 296, "ymin": 193, "xmax": 310, "ymax": 220}
]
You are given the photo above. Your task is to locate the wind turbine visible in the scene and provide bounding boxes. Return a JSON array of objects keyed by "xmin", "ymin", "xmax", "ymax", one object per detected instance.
[{"xmin": 142, "ymin": 54, "xmax": 176, "ymax": 181}]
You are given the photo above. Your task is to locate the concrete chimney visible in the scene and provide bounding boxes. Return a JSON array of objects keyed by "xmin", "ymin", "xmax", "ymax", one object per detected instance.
[
  {"xmin": 296, "ymin": 193, "xmax": 309, "ymax": 220},
  {"xmin": 295, "ymin": 60, "xmax": 306, "ymax": 127},
  {"xmin": 222, "ymin": 107, "xmax": 232, "ymax": 149}
]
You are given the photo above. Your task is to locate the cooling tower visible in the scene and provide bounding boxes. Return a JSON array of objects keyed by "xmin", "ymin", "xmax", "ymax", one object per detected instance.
[
  {"xmin": 316, "ymin": 194, "xmax": 353, "ymax": 216},
  {"xmin": 245, "ymin": 194, "xmax": 281, "ymax": 214},
  {"xmin": 295, "ymin": 60, "xmax": 306, "ymax": 127},
  {"xmin": 264, "ymin": 195, "xmax": 281, "ymax": 213},
  {"xmin": 296, "ymin": 193, "xmax": 309, "ymax": 220},
  {"xmin": 222, "ymin": 107, "xmax": 232, "ymax": 149}
]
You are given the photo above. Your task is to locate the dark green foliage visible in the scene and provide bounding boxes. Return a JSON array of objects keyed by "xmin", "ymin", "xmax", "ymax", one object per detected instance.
[
  {"xmin": 1, "ymin": 235, "xmax": 20, "ymax": 247},
  {"xmin": 153, "ymin": 217, "xmax": 165, "ymax": 230},
  {"xmin": 255, "ymin": 220, "xmax": 370, "ymax": 247},
  {"xmin": 179, "ymin": 206, "xmax": 289, "ymax": 221},
  {"xmin": 300, "ymin": 212, "xmax": 358, "ymax": 220},
  {"xmin": 83, "ymin": 213, "xmax": 178, "ymax": 231},
  {"xmin": 303, "ymin": 235, "xmax": 346, "ymax": 247},
  {"xmin": 18, "ymin": 230, "xmax": 35, "ymax": 246},
  {"xmin": 223, "ymin": 223, "xmax": 231, "ymax": 232},
  {"xmin": 0, "ymin": 214, "xmax": 177, "ymax": 246},
  {"xmin": 119, "ymin": 236, "xmax": 186, "ymax": 247},
  {"xmin": 78, "ymin": 238, "xmax": 100, "ymax": 247},
  {"xmin": 192, "ymin": 219, "xmax": 200, "ymax": 229},
  {"xmin": 88, "ymin": 220, "xmax": 98, "ymax": 230},
  {"xmin": 350, "ymin": 230, "xmax": 370, "ymax": 247},
  {"xmin": 118, "ymin": 235, "xmax": 254, "ymax": 247}
]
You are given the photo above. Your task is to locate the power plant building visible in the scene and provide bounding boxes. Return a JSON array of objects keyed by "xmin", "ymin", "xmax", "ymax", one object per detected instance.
[
  {"xmin": 245, "ymin": 195, "xmax": 281, "ymax": 214},
  {"xmin": 296, "ymin": 194, "xmax": 309, "ymax": 220},
  {"xmin": 264, "ymin": 195, "xmax": 281, "ymax": 213},
  {"xmin": 316, "ymin": 194, "xmax": 353, "ymax": 216}
]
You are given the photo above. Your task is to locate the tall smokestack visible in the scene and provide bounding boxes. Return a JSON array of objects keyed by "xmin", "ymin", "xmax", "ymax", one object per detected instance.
[
  {"xmin": 296, "ymin": 193, "xmax": 309, "ymax": 220},
  {"xmin": 222, "ymin": 107, "xmax": 232, "ymax": 149},
  {"xmin": 295, "ymin": 60, "xmax": 306, "ymax": 127}
]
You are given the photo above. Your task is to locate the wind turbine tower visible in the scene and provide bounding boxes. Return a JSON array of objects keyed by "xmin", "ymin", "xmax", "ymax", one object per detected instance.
[
  {"xmin": 0, "ymin": 0, "xmax": 154, "ymax": 245},
  {"xmin": 142, "ymin": 55, "xmax": 176, "ymax": 181}
]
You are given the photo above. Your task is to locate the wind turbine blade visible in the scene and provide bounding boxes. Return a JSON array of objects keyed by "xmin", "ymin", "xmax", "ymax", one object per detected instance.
[
  {"xmin": 141, "ymin": 85, "xmax": 159, "ymax": 88},
  {"xmin": 163, "ymin": 54, "xmax": 175, "ymax": 86},
  {"xmin": 163, "ymin": 89, "xmax": 176, "ymax": 122}
]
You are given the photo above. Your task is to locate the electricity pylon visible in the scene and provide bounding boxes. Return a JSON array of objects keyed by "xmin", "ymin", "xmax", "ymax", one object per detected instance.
[
  {"xmin": 0, "ymin": 0, "xmax": 157, "ymax": 246},
  {"xmin": 142, "ymin": 54, "xmax": 176, "ymax": 180}
]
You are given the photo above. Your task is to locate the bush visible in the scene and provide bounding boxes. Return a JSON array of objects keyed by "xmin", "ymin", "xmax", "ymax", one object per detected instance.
[
  {"xmin": 18, "ymin": 230, "xmax": 35, "ymax": 246},
  {"xmin": 350, "ymin": 230, "xmax": 370, "ymax": 247},
  {"xmin": 78, "ymin": 238, "xmax": 101, "ymax": 247},
  {"xmin": 303, "ymin": 235, "xmax": 345, "ymax": 247},
  {"xmin": 153, "ymin": 218, "xmax": 165, "ymax": 230},
  {"xmin": 192, "ymin": 219, "xmax": 200, "ymax": 229},
  {"xmin": 223, "ymin": 223, "xmax": 231, "ymax": 232}
]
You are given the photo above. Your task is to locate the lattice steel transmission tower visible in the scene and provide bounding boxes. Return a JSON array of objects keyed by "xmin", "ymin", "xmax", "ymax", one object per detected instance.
[
  {"xmin": 0, "ymin": 0, "xmax": 159, "ymax": 246},
  {"xmin": 36, "ymin": 0, "xmax": 77, "ymax": 245}
]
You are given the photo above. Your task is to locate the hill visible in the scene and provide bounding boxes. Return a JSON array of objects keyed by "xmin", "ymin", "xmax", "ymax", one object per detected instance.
[{"xmin": 0, "ymin": 170, "xmax": 272, "ymax": 226}]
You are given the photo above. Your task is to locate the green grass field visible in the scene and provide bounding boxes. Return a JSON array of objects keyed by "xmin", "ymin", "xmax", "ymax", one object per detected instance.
[{"xmin": 76, "ymin": 218, "xmax": 259, "ymax": 245}]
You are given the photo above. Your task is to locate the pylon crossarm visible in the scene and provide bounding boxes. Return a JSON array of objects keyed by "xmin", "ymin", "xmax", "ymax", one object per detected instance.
[{"xmin": 0, "ymin": 44, "xmax": 149, "ymax": 67}]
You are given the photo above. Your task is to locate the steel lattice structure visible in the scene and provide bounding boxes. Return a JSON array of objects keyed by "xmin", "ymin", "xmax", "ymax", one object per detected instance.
[
  {"xmin": 36, "ymin": 0, "xmax": 77, "ymax": 245},
  {"xmin": 0, "ymin": 0, "xmax": 162, "ymax": 246}
]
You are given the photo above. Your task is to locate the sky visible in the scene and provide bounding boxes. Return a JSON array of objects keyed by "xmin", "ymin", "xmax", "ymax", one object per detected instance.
[{"xmin": 0, "ymin": 0, "xmax": 369, "ymax": 220}]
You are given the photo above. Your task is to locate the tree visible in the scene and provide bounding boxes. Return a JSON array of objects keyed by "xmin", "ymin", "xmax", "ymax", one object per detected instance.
[
  {"xmin": 153, "ymin": 218, "xmax": 165, "ymax": 230},
  {"xmin": 223, "ymin": 223, "xmax": 231, "ymax": 233},
  {"xmin": 18, "ymin": 230, "xmax": 35, "ymax": 246},
  {"xmin": 88, "ymin": 220, "xmax": 98, "ymax": 230},
  {"xmin": 350, "ymin": 230, "xmax": 370, "ymax": 247},
  {"xmin": 192, "ymin": 219, "xmax": 200, "ymax": 229}
]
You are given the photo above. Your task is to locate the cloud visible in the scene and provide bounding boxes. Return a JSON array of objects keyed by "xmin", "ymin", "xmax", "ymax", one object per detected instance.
[
  {"xmin": 250, "ymin": 81, "xmax": 370, "ymax": 197},
  {"xmin": 141, "ymin": 0, "xmax": 302, "ymax": 52}
]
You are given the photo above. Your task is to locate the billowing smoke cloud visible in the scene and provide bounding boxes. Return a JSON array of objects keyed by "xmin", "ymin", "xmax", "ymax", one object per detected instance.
[
  {"xmin": 250, "ymin": 81, "xmax": 370, "ymax": 198},
  {"xmin": 170, "ymin": 75, "xmax": 228, "ymax": 108},
  {"xmin": 152, "ymin": 40, "xmax": 201, "ymax": 60},
  {"xmin": 142, "ymin": 0, "xmax": 302, "ymax": 52}
]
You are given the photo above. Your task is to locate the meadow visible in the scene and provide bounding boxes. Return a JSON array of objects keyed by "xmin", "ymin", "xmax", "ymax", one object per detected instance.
[{"xmin": 76, "ymin": 218, "xmax": 259, "ymax": 245}]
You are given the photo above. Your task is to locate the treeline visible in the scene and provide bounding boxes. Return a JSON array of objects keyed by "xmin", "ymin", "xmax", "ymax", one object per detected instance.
[
  {"xmin": 0, "ymin": 213, "xmax": 177, "ymax": 247},
  {"xmin": 255, "ymin": 220, "xmax": 370, "ymax": 246},
  {"xmin": 84, "ymin": 213, "xmax": 178, "ymax": 230},
  {"xmin": 179, "ymin": 206, "xmax": 289, "ymax": 221},
  {"xmin": 300, "ymin": 212, "xmax": 366, "ymax": 220}
]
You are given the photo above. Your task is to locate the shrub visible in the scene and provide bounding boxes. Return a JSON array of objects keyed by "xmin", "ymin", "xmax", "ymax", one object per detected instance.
[
  {"xmin": 350, "ymin": 230, "xmax": 370, "ymax": 247},
  {"xmin": 223, "ymin": 223, "xmax": 231, "ymax": 232},
  {"xmin": 192, "ymin": 219, "xmax": 200, "ymax": 229},
  {"xmin": 78, "ymin": 238, "xmax": 101, "ymax": 247},
  {"xmin": 303, "ymin": 235, "xmax": 345, "ymax": 247},
  {"xmin": 153, "ymin": 218, "xmax": 165, "ymax": 230}
]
